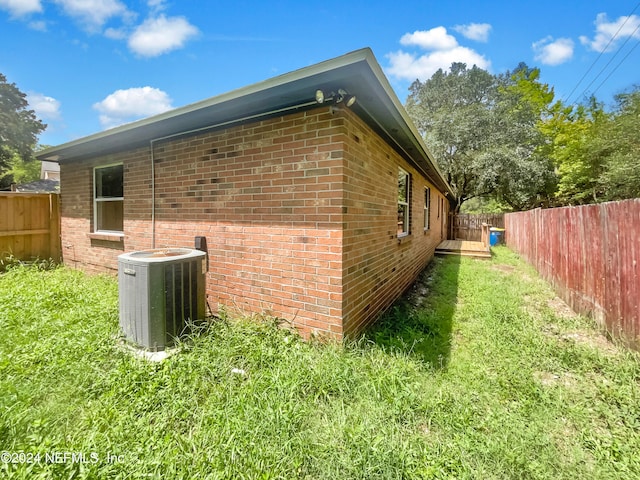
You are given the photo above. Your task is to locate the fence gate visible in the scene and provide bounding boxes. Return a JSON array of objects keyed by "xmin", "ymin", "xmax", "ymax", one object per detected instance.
[{"xmin": 452, "ymin": 213, "xmax": 504, "ymax": 241}]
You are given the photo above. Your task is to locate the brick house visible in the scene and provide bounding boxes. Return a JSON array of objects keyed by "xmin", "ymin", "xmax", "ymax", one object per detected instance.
[{"xmin": 38, "ymin": 48, "xmax": 453, "ymax": 339}]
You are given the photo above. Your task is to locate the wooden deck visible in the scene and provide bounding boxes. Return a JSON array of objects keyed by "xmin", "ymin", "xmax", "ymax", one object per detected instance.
[{"xmin": 435, "ymin": 240, "xmax": 492, "ymax": 259}]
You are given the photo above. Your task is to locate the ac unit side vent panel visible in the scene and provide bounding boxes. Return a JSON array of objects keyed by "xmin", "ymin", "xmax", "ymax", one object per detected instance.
[{"xmin": 164, "ymin": 260, "xmax": 199, "ymax": 341}]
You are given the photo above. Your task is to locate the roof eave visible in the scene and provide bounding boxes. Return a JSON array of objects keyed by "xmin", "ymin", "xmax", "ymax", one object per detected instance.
[{"xmin": 37, "ymin": 48, "xmax": 453, "ymax": 196}]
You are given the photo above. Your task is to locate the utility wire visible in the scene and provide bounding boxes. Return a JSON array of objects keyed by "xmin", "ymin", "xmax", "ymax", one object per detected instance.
[
  {"xmin": 574, "ymin": 20, "xmax": 640, "ymax": 103},
  {"xmin": 592, "ymin": 38, "xmax": 640, "ymax": 97},
  {"xmin": 564, "ymin": 1, "xmax": 640, "ymax": 104}
]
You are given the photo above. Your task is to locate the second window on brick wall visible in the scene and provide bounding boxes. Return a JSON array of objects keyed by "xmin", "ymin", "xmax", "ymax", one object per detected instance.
[
  {"xmin": 94, "ymin": 164, "xmax": 124, "ymax": 233},
  {"xmin": 397, "ymin": 168, "xmax": 410, "ymax": 237},
  {"xmin": 424, "ymin": 187, "xmax": 431, "ymax": 231}
]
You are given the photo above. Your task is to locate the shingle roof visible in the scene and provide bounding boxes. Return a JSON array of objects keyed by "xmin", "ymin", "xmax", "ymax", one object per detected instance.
[{"xmin": 15, "ymin": 179, "xmax": 60, "ymax": 193}]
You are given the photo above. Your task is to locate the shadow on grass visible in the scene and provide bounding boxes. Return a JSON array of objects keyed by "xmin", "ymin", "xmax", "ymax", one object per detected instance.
[{"xmin": 363, "ymin": 255, "xmax": 461, "ymax": 370}]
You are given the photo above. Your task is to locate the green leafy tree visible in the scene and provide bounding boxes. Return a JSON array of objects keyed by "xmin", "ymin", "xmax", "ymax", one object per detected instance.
[
  {"xmin": 477, "ymin": 64, "xmax": 557, "ymax": 210},
  {"xmin": 599, "ymin": 88, "xmax": 640, "ymax": 200},
  {"xmin": 406, "ymin": 63, "xmax": 497, "ymax": 213},
  {"xmin": 542, "ymin": 97, "xmax": 609, "ymax": 205},
  {"xmin": 0, "ymin": 73, "xmax": 46, "ymax": 189},
  {"xmin": 0, "ymin": 150, "xmax": 42, "ymax": 185},
  {"xmin": 406, "ymin": 62, "xmax": 556, "ymax": 212}
]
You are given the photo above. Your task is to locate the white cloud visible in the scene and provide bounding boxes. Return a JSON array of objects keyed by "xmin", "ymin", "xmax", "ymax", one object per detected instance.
[
  {"xmin": 28, "ymin": 20, "xmax": 47, "ymax": 31},
  {"xmin": 532, "ymin": 36, "xmax": 574, "ymax": 66},
  {"xmin": 0, "ymin": 0, "xmax": 42, "ymax": 17},
  {"xmin": 580, "ymin": 13, "xmax": 640, "ymax": 52},
  {"xmin": 128, "ymin": 14, "xmax": 199, "ymax": 57},
  {"xmin": 387, "ymin": 47, "xmax": 490, "ymax": 81},
  {"xmin": 147, "ymin": 0, "xmax": 166, "ymax": 12},
  {"xmin": 104, "ymin": 26, "xmax": 127, "ymax": 39},
  {"xmin": 400, "ymin": 27, "xmax": 458, "ymax": 50},
  {"xmin": 93, "ymin": 86, "xmax": 173, "ymax": 129},
  {"xmin": 387, "ymin": 25, "xmax": 490, "ymax": 81},
  {"xmin": 53, "ymin": 0, "xmax": 131, "ymax": 31},
  {"xmin": 453, "ymin": 23, "xmax": 492, "ymax": 42},
  {"xmin": 28, "ymin": 92, "xmax": 61, "ymax": 120}
]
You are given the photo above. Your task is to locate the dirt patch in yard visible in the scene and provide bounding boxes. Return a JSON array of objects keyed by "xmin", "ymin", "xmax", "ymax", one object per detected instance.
[
  {"xmin": 559, "ymin": 331, "xmax": 621, "ymax": 356},
  {"xmin": 542, "ymin": 323, "xmax": 621, "ymax": 357},
  {"xmin": 547, "ymin": 297, "xmax": 578, "ymax": 319},
  {"xmin": 405, "ymin": 259, "xmax": 441, "ymax": 309},
  {"xmin": 534, "ymin": 370, "xmax": 578, "ymax": 388},
  {"xmin": 491, "ymin": 264, "xmax": 516, "ymax": 274},
  {"xmin": 539, "ymin": 297, "xmax": 621, "ymax": 357}
]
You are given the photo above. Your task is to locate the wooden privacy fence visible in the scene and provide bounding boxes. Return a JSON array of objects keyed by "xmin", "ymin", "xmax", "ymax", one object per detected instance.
[
  {"xmin": 452, "ymin": 213, "xmax": 504, "ymax": 241},
  {"xmin": 0, "ymin": 193, "xmax": 61, "ymax": 263},
  {"xmin": 505, "ymin": 199, "xmax": 640, "ymax": 349}
]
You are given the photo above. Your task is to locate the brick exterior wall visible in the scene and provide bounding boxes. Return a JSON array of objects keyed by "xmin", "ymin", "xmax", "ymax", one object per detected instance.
[
  {"xmin": 339, "ymin": 109, "xmax": 449, "ymax": 335},
  {"xmin": 59, "ymin": 105, "xmax": 448, "ymax": 338}
]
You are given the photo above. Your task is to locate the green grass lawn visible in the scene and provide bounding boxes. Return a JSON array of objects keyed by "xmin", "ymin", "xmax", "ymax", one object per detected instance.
[{"xmin": 1, "ymin": 247, "xmax": 639, "ymax": 479}]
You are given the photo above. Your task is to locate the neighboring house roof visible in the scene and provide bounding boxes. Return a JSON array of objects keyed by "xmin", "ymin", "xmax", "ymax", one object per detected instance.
[
  {"xmin": 37, "ymin": 48, "xmax": 453, "ymax": 196},
  {"xmin": 16, "ymin": 179, "xmax": 60, "ymax": 193},
  {"xmin": 40, "ymin": 160, "xmax": 60, "ymax": 180}
]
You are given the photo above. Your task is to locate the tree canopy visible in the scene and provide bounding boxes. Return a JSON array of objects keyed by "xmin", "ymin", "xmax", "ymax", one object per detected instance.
[
  {"xmin": 406, "ymin": 63, "xmax": 496, "ymax": 213},
  {"xmin": 406, "ymin": 63, "xmax": 640, "ymax": 212},
  {"xmin": 406, "ymin": 62, "xmax": 556, "ymax": 213},
  {"xmin": 0, "ymin": 73, "xmax": 46, "ymax": 189},
  {"xmin": 593, "ymin": 90, "xmax": 640, "ymax": 201}
]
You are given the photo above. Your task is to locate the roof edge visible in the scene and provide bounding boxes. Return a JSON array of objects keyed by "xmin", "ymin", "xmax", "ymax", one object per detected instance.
[
  {"xmin": 37, "ymin": 48, "xmax": 375, "ymax": 162},
  {"xmin": 37, "ymin": 47, "xmax": 453, "ymax": 197},
  {"xmin": 360, "ymin": 52, "xmax": 453, "ymax": 197}
]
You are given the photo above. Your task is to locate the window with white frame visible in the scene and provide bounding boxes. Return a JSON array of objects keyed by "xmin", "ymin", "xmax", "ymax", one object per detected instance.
[
  {"xmin": 397, "ymin": 168, "xmax": 410, "ymax": 236},
  {"xmin": 94, "ymin": 164, "xmax": 123, "ymax": 233},
  {"xmin": 424, "ymin": 187, "xmax": 431, "ymax": 230}
]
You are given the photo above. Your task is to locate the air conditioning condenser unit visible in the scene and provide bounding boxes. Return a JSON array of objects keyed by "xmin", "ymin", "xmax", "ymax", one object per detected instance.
[{"xmin": 118, "ymin": 248, "xmax": 206, "ymax": 351}]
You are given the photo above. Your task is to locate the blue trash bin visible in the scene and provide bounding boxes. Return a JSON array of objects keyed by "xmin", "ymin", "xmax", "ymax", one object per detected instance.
[{"xmin": 489, "ymin": 227, "xmax": 505, "ymax": 246}]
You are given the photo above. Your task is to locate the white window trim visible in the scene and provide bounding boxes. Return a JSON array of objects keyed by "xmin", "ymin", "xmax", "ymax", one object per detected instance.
[
  {"xmin": 398, "ymin": 167, "xmax": 410, "ymax": 238},
  {"xmin": 93, "ymin": 163, "xmax": 124, "ymax": 235},
  {"xmin": 424, "ymin": 187, "xmax": 431, "ymax": 231}
]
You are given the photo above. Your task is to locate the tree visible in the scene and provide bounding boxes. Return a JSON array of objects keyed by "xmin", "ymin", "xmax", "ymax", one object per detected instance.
[
  {"xmin": 406, "ymin": 63, "xmax": 497, "ymax": 213},
  {"xmin": 0, "ymin": 150, "xmax": 42, "ymax": 185},
  {"xmin": 542, "ymin": 87, "xmax": 640, "ymax": 205},
  {"xmin": 406, "ymin": 62, "xmax": 556, "ymax": 212},
  {"xmin": 482, "ymin": 64, "xmax": 557, "ymax": 210},
  {"xmin": 542, "ymin": 97, "xmax": 609, "ymax": 205},
  {"xmin": 0, "ymin": 73, "xmax": 46, "ymax": 189},
  {"xmin": 598, "ymin": 88, "xmax": 640, "ymax": 200}
]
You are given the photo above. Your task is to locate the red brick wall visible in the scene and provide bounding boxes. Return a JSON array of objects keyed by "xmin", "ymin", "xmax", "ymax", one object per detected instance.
[
  {"xmin": 61, "ymin": 107, "xmax": 345, "ymax": 337},
  {"xmin": 60, "ymin": 147, "xmax": 151, "ymax": 274},
  {"xmin": 339, "ymin": 109, "xmax": 449, "ymax": 335},
  {"xmin": 59, "ymin": 105, "xmax": 448, "ymax": 338}
]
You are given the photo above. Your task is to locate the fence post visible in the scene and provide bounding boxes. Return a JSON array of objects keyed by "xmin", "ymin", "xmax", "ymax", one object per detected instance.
[
  {"xmin": 49, "ymin": 194, "xmax": 61, "ymax": 262},
  {"xmin": 481, "ymin": 223, "xmax": 490, "ymax": 251}
]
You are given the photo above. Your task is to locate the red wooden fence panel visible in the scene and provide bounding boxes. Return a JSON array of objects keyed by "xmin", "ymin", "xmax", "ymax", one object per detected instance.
[{"xmin": 505, "ymin": 199, "xmax": 640, "ymax": 349}]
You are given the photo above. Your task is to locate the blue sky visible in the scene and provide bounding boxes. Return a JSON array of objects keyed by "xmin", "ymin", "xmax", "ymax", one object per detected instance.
[{"xmin": 1, "ymin": 0, "xmax": 639, "ymax": 146}]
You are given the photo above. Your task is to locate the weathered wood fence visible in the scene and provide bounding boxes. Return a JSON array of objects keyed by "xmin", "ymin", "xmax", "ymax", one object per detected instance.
[
  {"xmin": 452, "ymin": 213, "xmax": 504, "ymax": 241},
  {"xmin": 0, "ymin": 193, "xmax": 61, "ymax": 263},
  {"xmin": 505, "ymin": 199, "xmax": 640, "ymax": 349}
]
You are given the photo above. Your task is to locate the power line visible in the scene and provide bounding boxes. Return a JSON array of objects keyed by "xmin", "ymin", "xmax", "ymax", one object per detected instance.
[
  {"xmin": 592, "ymin": 38, "xmax": 640, "ymax": 98},
  {"xmin": 564, "ymin": 1, "xmax": 640, "ymax": 105},
  {"xmin": 573, "ymin": 20, "xmax": 640, "ymax": 103}
]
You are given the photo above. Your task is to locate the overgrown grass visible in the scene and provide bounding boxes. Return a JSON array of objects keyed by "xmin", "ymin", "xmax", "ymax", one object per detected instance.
[{"xmin": 1, "ymin": 248, "xmax": 639, "ymax": 479}]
